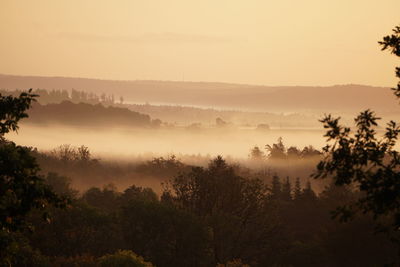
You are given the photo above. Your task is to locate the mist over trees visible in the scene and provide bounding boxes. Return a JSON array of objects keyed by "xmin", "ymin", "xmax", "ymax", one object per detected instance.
[
  {"xmin": 1, "ymin": 20, "xmax": 400, "ymax": 267},
  {"xmin": 1, "ymin": 88, "xmax": 324, "ymax": 129},
  {"xmin": 2, "ymin": 122, "xmax": 399, "ymax": 266},
  {"xmin": 3, "ymin": 105, "xmax": 398, "ymax": 266},
  {"xmin": 17, "ymin": 157, "xmax": 399, "ymax": 266}
]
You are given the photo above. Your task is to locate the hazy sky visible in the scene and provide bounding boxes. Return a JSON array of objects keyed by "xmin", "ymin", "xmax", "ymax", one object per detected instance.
[{"xmin": 0, "ymin": 0, "xmax": 399, "ymax": 86}]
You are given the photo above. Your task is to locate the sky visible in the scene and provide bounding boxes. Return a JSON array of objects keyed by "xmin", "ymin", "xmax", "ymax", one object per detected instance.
[{"xmin": 0, "ymin": 0, "xmax": 399, "ymax": 86}]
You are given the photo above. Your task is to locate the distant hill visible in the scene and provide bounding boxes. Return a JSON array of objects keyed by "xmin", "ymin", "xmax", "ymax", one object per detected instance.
[
  {"xmin": 0, "ymin": 74, "xmax": 398, "ymax": 113},
  {"xmin": 25, "ymin": 101, "xmax": 157, "ymax": 128}
]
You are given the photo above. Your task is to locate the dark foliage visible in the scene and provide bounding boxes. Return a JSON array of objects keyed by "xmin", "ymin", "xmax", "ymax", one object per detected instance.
[
  {"xmin": 0, "ymin": 90, "xmax": 66, "ymax": 232},
  {"xmin": 0, "ymin": 89, "xmax": 37, "ymax": 135},
  {"xmin": 0, "ymin": 90, "xmax": 67, "ymax": 265},
  {"xmin": 314, "ymin": 25, "xmax": 400, "ymax": 234},
  {"xmin": 27, "ymin": 101, "xmax": 154, "ymax": 127},
  {"xmin": 22, "ymin": 157, "xmax": 399, "ymax": 266}
]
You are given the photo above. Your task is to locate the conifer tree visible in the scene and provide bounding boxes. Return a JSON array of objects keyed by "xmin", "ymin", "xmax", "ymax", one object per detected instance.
[
  {"xmin": 281, "ymin": 176, "xmax": 292, "ymax": 201},
  {"xmin": 271, "ymin": 175, "xmax": 281, "ymax": 199},
  {"xmin": 294, "ymin": 177, "xmax": 302, "ymax": 200}
]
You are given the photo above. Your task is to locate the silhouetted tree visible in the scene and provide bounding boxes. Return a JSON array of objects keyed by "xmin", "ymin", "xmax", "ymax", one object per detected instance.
[
  {"xmin": 314, "ymin": 25, "xmax": 400, "ymax": 232},
  {"xmin": 0, "ymin": 89, "xmax": 66, "ymax": 264},
  {"xmin": 281, "ymin": 177, "xmax": 292, "ymax": 201},
  {"xmin": 287, "ymin": 146, "xmax": 301, "ymax": 158},
  {"xmin": 301, "ymin": 181, "xmax": 317, "ymax": 202},
  {"xmin": 270, "ymin": 175, "xmax": 282, "ymax": 200},
  {"xmin": 249, "ymin": 146, "xmax": 265, "ymax": 161},
  {"xmin": 51, "ymin": 144, "xmax": 78, "ymax": 162},
  {"xmin": 266, "ymin": 137, "xmax": 286, "ymax": 160},
  {"xmin": 300, "ymin": 145, "xmax": 321, "ymax": 158},
  {"xmin": 0, "ymin": 90, "xmax": 65, "ymax": 232},
  {"xmin": 136, "ymin": 155, "xmax": 186, "ymax": 178},
  {"xmin": 294, "ymin": 177, "xmax": 302, "ymax": 200},
  {"xmin": 165, "ymin": 157, "xmax": 277, "ymax": 265},
  {"xmin": 77, "ymin": 145, "xmax": 91, "ymax": 161}
]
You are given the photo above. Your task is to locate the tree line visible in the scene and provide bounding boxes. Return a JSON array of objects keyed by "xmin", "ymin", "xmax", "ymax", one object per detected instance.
[
  {"xmin": 0, "ymin": 88, "xmax": 121, "ymax": 106},
  {"xmin": 1, "ymin": 156, "xmax": 396, "ymax": 266}
]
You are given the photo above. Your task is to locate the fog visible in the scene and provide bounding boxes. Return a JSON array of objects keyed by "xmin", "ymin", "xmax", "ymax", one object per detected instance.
[
  {"xmin": 2, "ymin": 2, "xmax": 400, "ymax": 264},
  {"xmin": 9, "ymin": 124, "xmax": 326, "ymax": 159}
]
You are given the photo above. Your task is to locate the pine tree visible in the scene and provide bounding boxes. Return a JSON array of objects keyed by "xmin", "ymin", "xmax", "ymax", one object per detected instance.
[
  {"xmin": 294, "ymin": 177, "xmax": 302, "ymax": 200},
  {"xmin": 249, "ymin": 146, "xmax": 265, "ymax": 161},
  {"xmin": 301, "ymin": 181, "xmax": 317, "ymax": 201},
  {"xmin": 271, "ymin": 175, "xmax": 281, "ymax": 199},
  {"xmin": 282, "ymin": 176, "xmax": 292, "ymax": 201}
]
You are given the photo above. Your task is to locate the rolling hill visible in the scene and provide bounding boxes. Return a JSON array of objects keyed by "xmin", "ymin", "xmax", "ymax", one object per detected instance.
[{"xmin": 0, "ymin": 74, "xmax": 398, "ymax": 113}]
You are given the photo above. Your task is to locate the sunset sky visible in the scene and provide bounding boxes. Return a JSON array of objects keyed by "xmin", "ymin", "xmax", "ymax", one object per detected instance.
[{"xmin": 0, "ymin": 0, "xmax": 399, "ymax": 86}]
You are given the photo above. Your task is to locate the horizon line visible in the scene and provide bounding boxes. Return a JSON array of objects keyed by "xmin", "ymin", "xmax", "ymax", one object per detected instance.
[{"xmin": 0, "ymin": 72, "xmax": 392, "ymax": 89}]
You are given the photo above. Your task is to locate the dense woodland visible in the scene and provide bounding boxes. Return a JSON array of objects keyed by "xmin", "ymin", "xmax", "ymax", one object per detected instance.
[
  {"xmin": 28, "ymin": 138, "xmax": 325, "ymax": 192},
  {"xmin": 4, "ymin": 154, "xmax": 400, "ymax": 266},
  {"xmin": 0, "ymin": 137, "xmax": 398, "ymax": 266}
]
